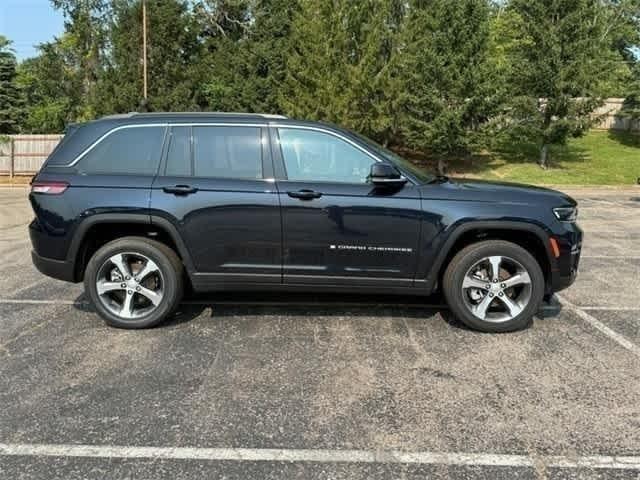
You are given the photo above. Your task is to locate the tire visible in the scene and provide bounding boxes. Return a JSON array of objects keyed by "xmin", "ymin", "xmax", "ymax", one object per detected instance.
[
  {"xmin": 442, "ymin": 240, "xmax": 545, "ymax": 333},
  {"xmin": 84, "ymin": 236, "xmax": 184, "ymax": 329}
]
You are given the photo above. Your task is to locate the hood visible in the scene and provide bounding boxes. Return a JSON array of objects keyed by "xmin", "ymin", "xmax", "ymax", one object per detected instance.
[{"xmin": 421, "ymin": 177, "xmax": 577, "ymax": 207}]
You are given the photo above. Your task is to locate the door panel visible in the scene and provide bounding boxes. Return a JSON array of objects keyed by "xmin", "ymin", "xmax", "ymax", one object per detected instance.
[
  {"xmin": 151, "ymin": 176, "xmax": 281, "ymax": 279},
  {"xmin": 278, "ymin": 181, "xmax": 422, "ymax": 286}
]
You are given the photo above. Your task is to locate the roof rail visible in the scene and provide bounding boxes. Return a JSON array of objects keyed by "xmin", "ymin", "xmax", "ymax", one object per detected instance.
[
  {"xmin": 115, "ymin": 112, "xmax": 288, "ymax": 119},
  {"xmin": 99, "ymin": 112, "xmax": 138, "ymax": 120}
]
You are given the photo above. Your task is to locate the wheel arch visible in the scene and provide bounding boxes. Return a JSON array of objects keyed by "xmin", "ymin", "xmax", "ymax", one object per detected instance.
[
  {"xmin": 68, "ymin": 214, "xmax": 194, "ymax": 281},
  {"xmin": 425, "ymin": 220, "xmax": 556, "ymax": 294}
]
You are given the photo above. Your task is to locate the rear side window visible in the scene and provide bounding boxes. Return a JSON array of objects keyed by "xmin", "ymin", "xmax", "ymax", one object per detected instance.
[
  {"xmin": 75, "ymin": 126, "xmax": 165, "ymax": 175},
  {"xmin": 193, "ymin": 126, "xmax": 262, "ymax": 179}
]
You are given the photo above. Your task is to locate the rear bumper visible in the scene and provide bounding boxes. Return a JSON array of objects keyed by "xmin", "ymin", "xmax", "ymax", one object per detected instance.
[{"xmin": 31, "ymin": 250, "xmax": 76, "ymax": 283}]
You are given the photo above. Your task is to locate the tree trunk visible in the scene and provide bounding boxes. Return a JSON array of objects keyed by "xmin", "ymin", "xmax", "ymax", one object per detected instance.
[
  {"xmin": 437, "ymin": 157, "xmax": 446, "ymax": 176},
  {"xmin": 539, "ymin": 144, "xmax": 549, "ymax": 169}
]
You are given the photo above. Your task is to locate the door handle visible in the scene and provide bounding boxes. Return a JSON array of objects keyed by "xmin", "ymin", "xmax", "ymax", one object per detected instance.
[
  {"xmin": 163, "ymin": 185, "xmax": 198, "ymax": 195},
  {"xmin": 287, "ymin": 189, "xmax": 323, "ymax": 200}
]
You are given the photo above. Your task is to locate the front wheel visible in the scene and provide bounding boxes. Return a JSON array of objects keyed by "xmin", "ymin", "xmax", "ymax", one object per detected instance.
[
  {"xmin": 84, "ymin": 237, "xmax": 184, "ymax": 329},
  {"xmin": 443, "ymin": 240, "xmax": 545, "ymax": 333}
]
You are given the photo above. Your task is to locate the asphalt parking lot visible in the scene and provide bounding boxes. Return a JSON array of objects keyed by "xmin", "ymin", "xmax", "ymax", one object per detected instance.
[{"xmin": 0, "ymin": 186, "xmax": 639, "ymax": 479}]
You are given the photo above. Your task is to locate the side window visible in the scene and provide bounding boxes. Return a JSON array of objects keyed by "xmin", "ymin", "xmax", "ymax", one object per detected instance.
[
  {"xmin": 76, "ymin": 126, "xmax": 165, "ymax": 175},
  {"xmin": 193, "ymin": 126, "xmax": 262, "ymax": 179},
  {"xmin": 165, "ymin": 126, "xmax": 191, "ymax": 176},
  {"xmin": 277, "ymin": 128, "xmax": 374, "ymax": 183}
]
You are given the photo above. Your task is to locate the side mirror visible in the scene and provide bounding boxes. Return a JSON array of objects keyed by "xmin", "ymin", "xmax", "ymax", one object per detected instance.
[{"xmin": 368, "ymin": 163, "xmax": 407, "ymax": 186}]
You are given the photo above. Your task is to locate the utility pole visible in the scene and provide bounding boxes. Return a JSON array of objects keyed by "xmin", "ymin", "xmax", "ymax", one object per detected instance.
[{"xmin": 142, "ymin": 0, "xmax": 148, "ymax": 101}]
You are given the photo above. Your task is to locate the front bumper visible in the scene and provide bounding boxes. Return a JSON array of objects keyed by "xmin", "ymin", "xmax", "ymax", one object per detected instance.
[
  {"xmin": 31, "ymin": 250, "xmax": 76, "ymax": 282},
  {"xmin": 549, "ymin": 225, "xmax": 582, "ymax": 293}
]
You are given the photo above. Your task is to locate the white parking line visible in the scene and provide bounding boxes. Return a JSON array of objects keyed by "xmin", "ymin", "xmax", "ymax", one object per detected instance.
[
  {"xmin": 579, "ymin": 306, "xmax": 640, "ymax": 312},
  {"xmin": 557, "ymin": 294, "xmax": 640, "ymax": 358},
  {"xmin": 581, "ymin": 255, "xmax": 640, "ymax": 259},
  {"xmin": 0, "ymin": 299, "xmax": 78, "ymax": 305},
  {"xmin": 0, "ymin": 443, "xmax": 639, "ymax": 470}
]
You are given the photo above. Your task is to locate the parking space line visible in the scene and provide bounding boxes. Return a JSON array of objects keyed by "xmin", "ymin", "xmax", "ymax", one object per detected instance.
[
  {"xmin": 0, "ymin": 443, "xmax": 639, "ymax": 470},
  {"xmin": 579, "ymin": 306, "xmax": 640, "ymax": 311},
  {"xmin": 581, "ymin": 255, "xmax": 640, "ymax": 259},
  {"xmin": 557, "ymin": 294, "xmax": 640, "ymax": 358},
  {"xmin": 0, "ymin": 299, "xmax": 78, "ymax": 305}
]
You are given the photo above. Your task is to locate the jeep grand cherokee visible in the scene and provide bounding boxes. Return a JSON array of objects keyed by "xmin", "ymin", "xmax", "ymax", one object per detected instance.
[{"xmin": 29, "ymin": 112, "xmax": 582, "ymax": 332}]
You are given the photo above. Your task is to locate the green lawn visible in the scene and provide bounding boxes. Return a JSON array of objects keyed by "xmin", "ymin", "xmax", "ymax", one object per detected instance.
[{"xmin": 444, "ymin": 130, "xmax": 640, "ymax": 185}]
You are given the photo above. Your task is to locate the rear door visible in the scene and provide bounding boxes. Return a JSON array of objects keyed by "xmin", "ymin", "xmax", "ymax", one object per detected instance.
[
  {"xmin": 272, "ymin": 126, "xmax": 422, "ymax": 287},
  {"xmin": 150, "ymin": 124, "xmax": 282, "ymax": 286}
]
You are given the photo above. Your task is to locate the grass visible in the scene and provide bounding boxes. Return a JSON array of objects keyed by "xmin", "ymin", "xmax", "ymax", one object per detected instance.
[{"xmin": 441, "ymin": 130, "xmax": 640, "ymax": 186}]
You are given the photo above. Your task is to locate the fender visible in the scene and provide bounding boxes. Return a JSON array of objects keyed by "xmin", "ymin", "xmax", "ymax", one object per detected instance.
[
  {"xmin": 65, "ymin": 213, "xmax": 196, "ymax": 276},
  {"xmin": 420, "ymin": 219, "xmax": 557, "ymax": 294}
]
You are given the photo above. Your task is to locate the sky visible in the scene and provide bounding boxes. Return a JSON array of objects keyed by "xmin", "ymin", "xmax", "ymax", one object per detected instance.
[{"xmin": 0, "ymin": 0, "xmax": 64, "ymax": 60}]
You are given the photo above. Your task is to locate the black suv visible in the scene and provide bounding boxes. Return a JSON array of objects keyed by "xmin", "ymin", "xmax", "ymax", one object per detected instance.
[{"xmin": 29, "ymin": 112, "xmax": 582, "ymax": 332}]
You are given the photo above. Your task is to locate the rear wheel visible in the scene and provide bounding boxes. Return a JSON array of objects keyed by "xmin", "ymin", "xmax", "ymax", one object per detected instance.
[
  {"xmin": 443, "ymin": 240, "xmax": 545, "ymax": 332},
  {"xmin": 84, "ymin": 237, "xmax": 183, "ymax": 329}
]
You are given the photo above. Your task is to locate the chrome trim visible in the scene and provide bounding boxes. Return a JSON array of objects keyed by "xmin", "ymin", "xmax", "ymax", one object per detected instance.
[{"xmin": 370, "ymin": 176, "xmax": 408, "ymax": 184}]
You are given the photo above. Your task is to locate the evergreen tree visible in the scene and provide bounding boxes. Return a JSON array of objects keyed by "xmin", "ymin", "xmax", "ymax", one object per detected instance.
[
  {"xmin": 237, "ymin": 0, "xmax": 300, "ymax": 113},
  {"xmin": 400, "ymin": 0, "xmax": 497, "ymax": 172},
  {"xmin": 503, "ymin": 0, "xmax": 633, "ymax": 167},
  {"xmin": 280, "ymin": 0, "xmax": 406, "ymax": 146},
  {"xmin": 0, "ymin": 36, "xmax": 22, "ymax": 134},
  {"xmin": 192, "ymin": 0, "xmax": 254, "ymax": 111},
  {"xmin": 96, "ymin": 0, "xmax": 200, "ymax": 114}
]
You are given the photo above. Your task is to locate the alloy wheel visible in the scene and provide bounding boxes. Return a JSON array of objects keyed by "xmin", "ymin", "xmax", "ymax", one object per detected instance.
[
  {"xmin": 95, "ymin": 252, "xmax": 164, "ymax": 320},
  {"xmin": 461, "ymin": 255, "xmax": 533, "ymax": 323}
]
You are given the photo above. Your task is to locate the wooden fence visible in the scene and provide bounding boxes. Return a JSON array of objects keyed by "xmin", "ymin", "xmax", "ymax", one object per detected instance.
[
  {"xmin": 0, "ymin": 135, "xmax": 63, "ymax": 177},
  {"xmin": 0, "ymin": 100, "xmax": 637, "ymax": 176}
]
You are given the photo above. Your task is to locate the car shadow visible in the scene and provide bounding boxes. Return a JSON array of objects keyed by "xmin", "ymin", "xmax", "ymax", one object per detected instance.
[{"xmin": 72, "ymin": 291, "xmax": 563, "ymax": 332}]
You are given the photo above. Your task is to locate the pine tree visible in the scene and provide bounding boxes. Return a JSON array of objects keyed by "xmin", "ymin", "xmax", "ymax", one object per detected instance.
[
  {"xmin": 0, "ymin": 36, "xmax": 21, "ymax": 134},
  {"xmin": 280, "ymin": 0, "xmax": 406, "ymax": 145},
  {"xmin": 400, "ymin": 0, "xmax": 496, "ymax": 173},
  {"xmin": 504, "ymin": 0, "xmax": 632, "ymax": 167},
  {"xmin": 95, "ymin": 0, "xmax": 200, "ymax": 114}
]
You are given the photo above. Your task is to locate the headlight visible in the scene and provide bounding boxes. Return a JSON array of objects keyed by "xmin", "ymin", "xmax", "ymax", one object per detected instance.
[{"xmin": 553, "ymin": 206, "xmax": 578, "ymax": 222}]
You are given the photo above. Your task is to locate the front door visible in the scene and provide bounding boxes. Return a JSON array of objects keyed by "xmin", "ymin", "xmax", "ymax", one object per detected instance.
[
  {"xmin": 273, "ymin": 126, "xmax": 422, "ymax": 288},
  {"xmin": 151, "ymin": 124, "xmax": 282, "ymax": 285}
]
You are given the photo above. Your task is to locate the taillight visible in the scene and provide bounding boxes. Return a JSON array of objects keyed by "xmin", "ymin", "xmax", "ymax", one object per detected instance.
[{"xmin": 31, "ymin": 181, "xmax": 69, "ymax": 195}]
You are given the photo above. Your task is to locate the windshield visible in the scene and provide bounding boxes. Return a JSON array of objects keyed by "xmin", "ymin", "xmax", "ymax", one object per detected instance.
[{"xmin": 350, "ymin": 132, "xmax": 434, "ymax": 183}]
